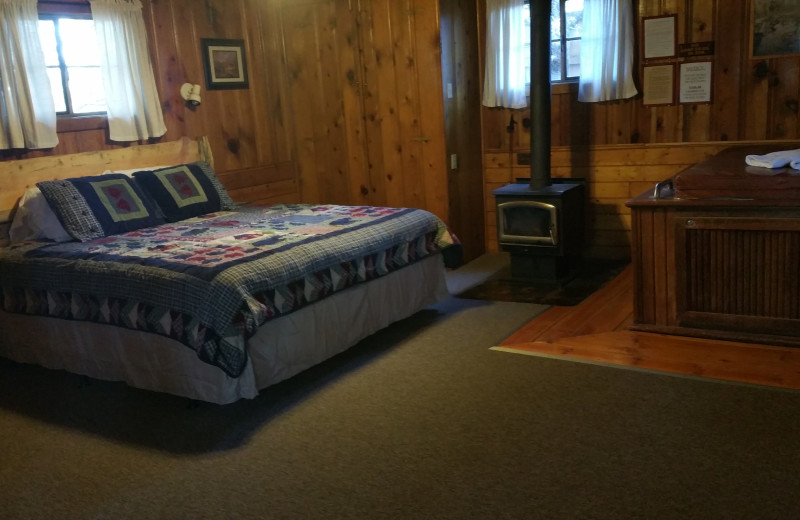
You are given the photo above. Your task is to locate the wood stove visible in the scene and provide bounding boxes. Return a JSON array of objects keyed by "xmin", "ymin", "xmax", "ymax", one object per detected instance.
[
  {"xmin": 493, "ymin": 0, "xmax": 585, "ymax": 283},
  {"xmin": 494, "ymin": 181, "xmax": 584, "ymax": 282}
]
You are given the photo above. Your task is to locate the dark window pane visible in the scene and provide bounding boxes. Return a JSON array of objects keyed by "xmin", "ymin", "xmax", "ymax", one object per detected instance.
[
  {"xmin": 566, "ymin": 39, "xmax": 581, "ymax": 78},
  {"xmin": 550, "ymin": 40, "xmax": 562, "ymax": 81}
]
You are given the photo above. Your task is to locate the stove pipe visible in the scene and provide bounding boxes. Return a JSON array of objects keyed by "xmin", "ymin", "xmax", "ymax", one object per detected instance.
[{"xmin": 530, "ymin": 0, "xmax": 551, "ymax": 190}]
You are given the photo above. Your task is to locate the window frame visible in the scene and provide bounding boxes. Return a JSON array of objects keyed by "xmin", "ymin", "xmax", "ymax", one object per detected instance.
[
  {"xmin": 556, "ymin": 0, "xmax": 582, "ymax": 82},
  {"xmin": 38, "ymin": 0, "xmax": 108, "ymax": 132}
]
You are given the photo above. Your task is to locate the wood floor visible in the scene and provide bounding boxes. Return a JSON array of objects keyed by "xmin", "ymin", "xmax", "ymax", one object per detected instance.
[{"xmin": 497, "ymin": 265, "xmax": 800, "ymax": 390}]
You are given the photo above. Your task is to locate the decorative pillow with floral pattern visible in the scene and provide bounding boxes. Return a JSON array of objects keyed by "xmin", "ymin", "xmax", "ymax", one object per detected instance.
[
  {"xmin": 133, "ymin": 161, "xmax": 235, "ymax": 222},
  {"xmin": 37, "ymin": 174, "xmax": 165, "ymax": 242}
]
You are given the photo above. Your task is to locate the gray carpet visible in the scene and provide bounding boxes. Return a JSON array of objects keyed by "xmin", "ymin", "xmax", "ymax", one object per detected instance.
[{"xmin": 1, "ymin": 293, "xmax": 800, "ymax": 519}]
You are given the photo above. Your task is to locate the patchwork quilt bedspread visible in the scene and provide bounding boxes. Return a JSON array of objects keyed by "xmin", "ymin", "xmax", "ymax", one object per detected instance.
[{"xmin": 0, "ymin": 204, "xmax": 456, "ymax": 377}]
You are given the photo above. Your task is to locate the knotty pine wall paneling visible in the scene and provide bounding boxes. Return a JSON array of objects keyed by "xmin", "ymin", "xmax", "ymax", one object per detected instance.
[
  {"xmin": 360, "ymin": 0, "xmax": 449, "ymax": 222},
  {"xmin": 235, "ymin": 0, "xmax": 299, "ymax": 203},
  {"xmin": 278, "ymin": 0, "xmax": 450, "ymax": 224},
  {"xmin": 359, "ymin": 0, "xmax": 401, "ymax": 208},
  {"xmin": 413, "ymin": 1, "xmax": 450, "ymax": 223},
  {"xmin": 279, "ymin": 0, "xmax": 355, "ymax": 206},
  {"xmin": 681, "ymin": 0, "xmax": 713, "ymax": 142},
  {"xmin": 363, "ymin": 0, "xmax": 424, "ymax": 210},
  {"xmin": 481, "ymin": 0, "xmax": 800, "ymax": 258},
  {"xmin": 146, "ymin": 0, "xmax": 298, "ymax": 205},
  {"xmin": 1, "ymin": 0, "xmax": 452, "ymax": 229},
  {"xmin": 1, "ymin": 0, "xmax": 300, "ymax": 207}
]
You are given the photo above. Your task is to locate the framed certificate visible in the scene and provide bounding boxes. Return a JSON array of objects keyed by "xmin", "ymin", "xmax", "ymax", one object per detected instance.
[
  {"xmin": 642, "ymin": 64, "xmax": 675, "ymax": 106},
  {"xmin": 643, "ymin": 15, "xmax": 677, "ymax": 60}
]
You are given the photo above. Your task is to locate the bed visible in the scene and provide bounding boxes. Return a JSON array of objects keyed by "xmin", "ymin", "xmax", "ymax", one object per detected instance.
[{"xmin": 0, "ymin": 138, "xmax": 455, "ymax": 404}]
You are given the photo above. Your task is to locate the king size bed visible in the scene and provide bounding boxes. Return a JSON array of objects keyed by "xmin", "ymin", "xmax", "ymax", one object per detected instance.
[{"xmin": 0, "ymin": 138, "xmax": 456, "ymax": 404}]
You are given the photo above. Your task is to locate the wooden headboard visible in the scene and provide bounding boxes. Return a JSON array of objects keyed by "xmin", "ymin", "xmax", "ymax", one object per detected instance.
[{"xmin": 0, "ymin": 137, "xmax": 213, "ymax": 238}]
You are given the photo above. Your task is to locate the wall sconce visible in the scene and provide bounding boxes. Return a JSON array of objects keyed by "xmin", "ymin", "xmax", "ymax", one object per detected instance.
[{"xmin": 180, "ymin": 83, "xmax": 201, "ymax": 108}]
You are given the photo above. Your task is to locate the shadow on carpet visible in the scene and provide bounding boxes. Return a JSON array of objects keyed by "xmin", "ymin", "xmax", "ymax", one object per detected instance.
[{"xmin": 455, "ymin": 258, "xmax": 629, "ymax": 306}]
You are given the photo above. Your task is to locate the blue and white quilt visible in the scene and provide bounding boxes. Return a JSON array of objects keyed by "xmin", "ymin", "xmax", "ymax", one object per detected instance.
[{"xmin": 0, "ymin": 204, "xmax": 456, "ymax": 377}]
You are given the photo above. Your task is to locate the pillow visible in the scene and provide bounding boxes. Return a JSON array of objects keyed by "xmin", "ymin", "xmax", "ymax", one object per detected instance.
[
  {"xmin": 8, "ymin": 187, "xmax": 74, "ymax": 243},
  {"xmin": 112, "ymin": 165, "xmax": 170, "ymax": 177},
  {"xmin": 132, "ymin": 161, "xmax": 234, "ymax": 222},
  {"xmin": 37, "ymin": 174, "xmax": 165, "ymax": 242}
]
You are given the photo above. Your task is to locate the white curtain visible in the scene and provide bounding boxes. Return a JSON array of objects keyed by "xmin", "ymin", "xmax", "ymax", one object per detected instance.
[
  {"xmin": 0, "ymin": 0, "xmax": 58, "ymax": 149},
  {"xmin": 578, "ymin": 0, "xmax": 638, "ymax": 102},
  {"xmin": 482, "ymin": 0, "xmax": 527, "ymax": 109},
  {"xmin": 90, "ymin": 0, "xmax": 166, "ymax": 141}
]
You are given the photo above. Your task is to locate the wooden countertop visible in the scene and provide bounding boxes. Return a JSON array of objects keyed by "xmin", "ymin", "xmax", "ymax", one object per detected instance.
[{"xmin": 627, "ymin": 144, "xmax": 800, "ymax": 208}]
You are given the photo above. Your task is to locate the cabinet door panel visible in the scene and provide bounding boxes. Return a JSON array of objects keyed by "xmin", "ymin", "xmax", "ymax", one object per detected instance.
[{"xmin": 675, "ymin": 216, "xmax": 800, "ymax": 334}]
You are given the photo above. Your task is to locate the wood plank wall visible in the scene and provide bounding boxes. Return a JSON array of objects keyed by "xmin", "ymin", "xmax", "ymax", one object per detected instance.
[
  {"xmin": 482, "ymin": 0, "xmax": 800, "ymax": 258},
  {"xmin": 148, "ymin": 0, "xmax": 298, "ymax": 206},
  {"xmin": 278, "ymin": 0, "xmax": 449, "ymax": 222},
  {"xmin": 0, "ymin": 0, "xmax": 299, "ymax": 208},
  {"xmin": 0, "ymin": 0, "xmax": 450, "ymax": 228}
]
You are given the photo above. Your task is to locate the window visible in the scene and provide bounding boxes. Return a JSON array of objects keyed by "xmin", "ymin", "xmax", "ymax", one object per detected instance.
[
  {"xmin": 523, "ymin": 0, "xmax": 584, "ymax": 83},
  {"xmin": 38, "ymin": 16, "xmax": 106, "ymax": 116}
]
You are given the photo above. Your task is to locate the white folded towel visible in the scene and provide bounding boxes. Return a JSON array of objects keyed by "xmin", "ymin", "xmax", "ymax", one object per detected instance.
[{"xmin": 745, "ymin": 149, "xmax": 800, "ymax": 168}]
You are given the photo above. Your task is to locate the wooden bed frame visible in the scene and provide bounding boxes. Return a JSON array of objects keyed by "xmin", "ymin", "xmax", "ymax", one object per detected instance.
[{"xmin": 0, "ymin": 136, "xmax": 213, "ymax": 245}]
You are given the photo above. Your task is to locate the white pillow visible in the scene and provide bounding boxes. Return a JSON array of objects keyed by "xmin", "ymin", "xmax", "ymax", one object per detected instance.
[
  {"xmin": 8, "ymin": 166, "xmax": 171, "ymax": 244},
  {"xmin": 9, "ymin": 187, "xmax": 74, "ymax": 243}
]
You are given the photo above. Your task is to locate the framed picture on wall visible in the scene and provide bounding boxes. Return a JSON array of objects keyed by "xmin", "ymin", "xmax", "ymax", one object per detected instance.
[
  {"xmin": 201, "ymin": 38, "xmax": 249, "ymax": 90},
  {"xmin": 751, "ymin": 0, "xmax": 800, "ymax": 58},
  {"xmin": 642, "ymin": 15, "xmax": 677, "ymax": 60}
]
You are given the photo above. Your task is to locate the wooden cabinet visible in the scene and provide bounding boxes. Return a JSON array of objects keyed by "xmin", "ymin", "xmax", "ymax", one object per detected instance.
[{"xmin": 628, "ymin": 193, "xmax": 800, "ymax": 346}]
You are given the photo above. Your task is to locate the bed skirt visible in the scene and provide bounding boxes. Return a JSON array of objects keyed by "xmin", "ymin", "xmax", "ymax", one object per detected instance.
[{"xmin": 0, "ymin": 255, "xmax": 449, "ymax": 404}]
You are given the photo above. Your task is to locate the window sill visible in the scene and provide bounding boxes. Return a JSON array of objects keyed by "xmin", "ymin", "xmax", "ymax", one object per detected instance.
[{"xmin": 56, "ymin": 116, "xmax": 107, "ymax": 133}]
